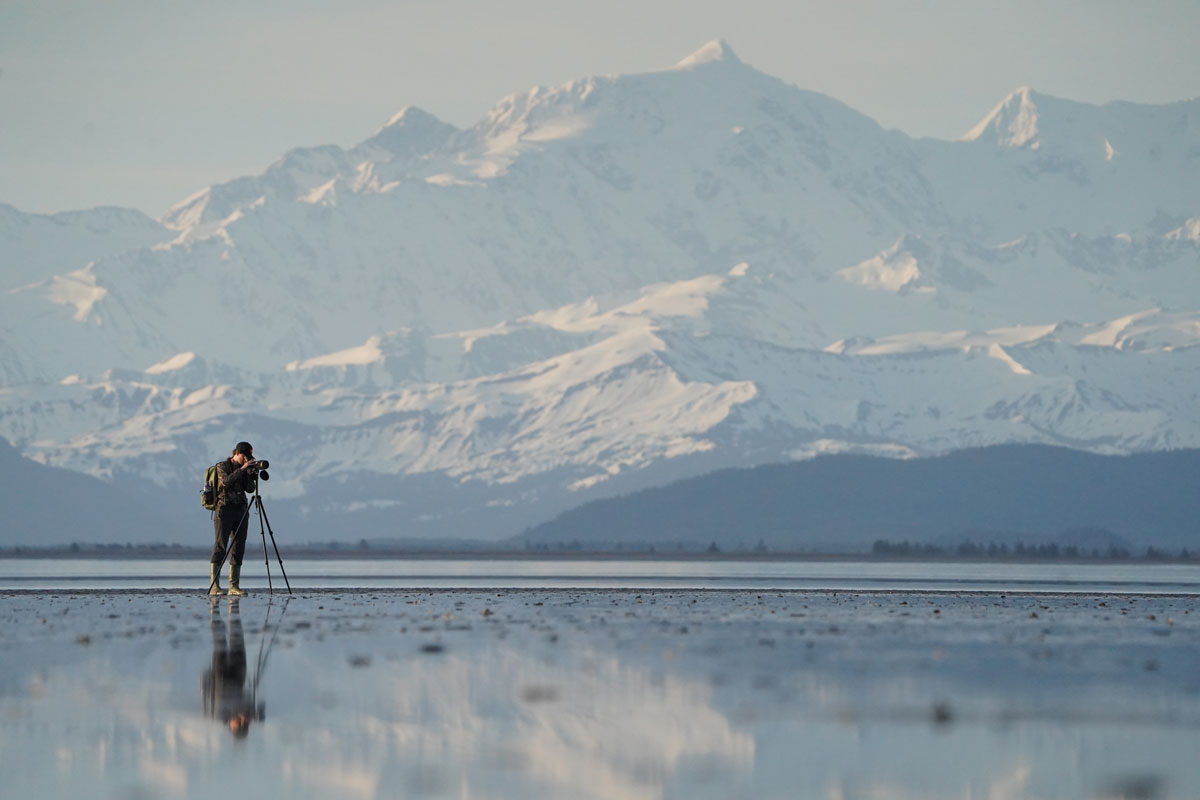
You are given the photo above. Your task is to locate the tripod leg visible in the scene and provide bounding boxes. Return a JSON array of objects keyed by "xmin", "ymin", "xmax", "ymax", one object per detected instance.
[
  {"xmin": 257, "ymin": 496, "xmax": 273, "ymax": 594},
  {"xmin": 256, "ymin": 500, "xmax": 292, "ymax": 595}
]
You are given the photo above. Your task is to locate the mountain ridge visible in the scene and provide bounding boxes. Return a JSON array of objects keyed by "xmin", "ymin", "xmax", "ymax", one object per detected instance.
[
  {"xmin": 519, "ymin": 444, "xmax": 1200, "ymax": 552},
  {"xmin": 1, "ymin": 41, "xmax": 1198, "ymax": 545},
  {"xmin": 0, "ymin": 438, "xmax": 175, "ymax": 546}
]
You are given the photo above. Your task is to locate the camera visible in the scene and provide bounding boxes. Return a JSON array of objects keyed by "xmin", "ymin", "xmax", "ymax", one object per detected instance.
[{"xmin": 247, "ymin": 459, "xmax": 270, "ymax": 481}]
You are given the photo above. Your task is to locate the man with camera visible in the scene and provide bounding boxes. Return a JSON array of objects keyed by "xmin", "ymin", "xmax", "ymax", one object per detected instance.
[{"xmin": 209, "ymin": 441, "xmax": 261, "ymax": 596}]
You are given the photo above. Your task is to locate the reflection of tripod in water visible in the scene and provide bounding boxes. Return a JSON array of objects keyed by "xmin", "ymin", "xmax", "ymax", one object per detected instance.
[{"xmin": 209, "ymin": 479, "xmax": 292, "ymax": 595}]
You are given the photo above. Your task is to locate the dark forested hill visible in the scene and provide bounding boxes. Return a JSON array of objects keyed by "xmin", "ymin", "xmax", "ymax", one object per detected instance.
[
  {"xmin": 518, "ymin": 445, "xmax": 1200, "ymax": 553},
  {"xmin": 0, "ymin": 438, "xmax": 178, "ymax": 547}
]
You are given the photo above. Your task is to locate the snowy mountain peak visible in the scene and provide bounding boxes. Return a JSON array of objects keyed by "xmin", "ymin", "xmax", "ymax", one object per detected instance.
[
  {"xmin": 362, "ymin": 105, "xmax": 458, "ymax": 156},
  {"xmin": 671, "ymin": 39, "xmax": 743, "ymax": 70},
  {"xmin": 372, "ymin": 105, "xmax": 455, "ymax": 141},
  {"xmin": 380, "ymin": 105, "xmax": 438, "ymax": 129},
  {"xmin": 962, "ymin": 86, "xmax": 1042, "ymax": 147}
]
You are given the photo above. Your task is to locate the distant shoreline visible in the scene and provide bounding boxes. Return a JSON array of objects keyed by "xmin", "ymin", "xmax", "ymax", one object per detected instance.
[{"xmin": 1, "ymin": 546, "xmax": 1197, "ymax": 565}]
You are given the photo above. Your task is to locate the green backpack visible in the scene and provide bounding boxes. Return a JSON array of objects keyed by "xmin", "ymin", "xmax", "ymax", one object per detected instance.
[{"xmin": 201, "ymin": 463, "xmax": 220, "ymax": 511}]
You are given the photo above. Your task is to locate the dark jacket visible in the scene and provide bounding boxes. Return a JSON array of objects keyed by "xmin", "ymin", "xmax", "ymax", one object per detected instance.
[{"xmin": 216, "ymin": 458, "xmax": 255, "ymax": 508}]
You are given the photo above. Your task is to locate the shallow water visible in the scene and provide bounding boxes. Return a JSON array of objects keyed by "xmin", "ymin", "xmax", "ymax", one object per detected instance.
[
  {"xmin": 1, "ymin": 588, "xmax": 1198, "ymax": 799},
  {"xmin": 2, "ymin": 557, "xmax": 1199, "ymax": 593}
]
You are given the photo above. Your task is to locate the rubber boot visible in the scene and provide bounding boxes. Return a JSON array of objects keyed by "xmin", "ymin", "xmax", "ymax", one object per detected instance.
[
  {"xmin": 208, "ymin": 563, "xmax": 226, "ymax": 595},
  {"xmin": 228, "ymin": 563, "xmax": 247, "ymax": 597}
]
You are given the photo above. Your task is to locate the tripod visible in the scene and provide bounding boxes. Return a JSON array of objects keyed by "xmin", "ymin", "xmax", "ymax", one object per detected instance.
[
  {"xmin": 209, "ymin": 479, "xmax": 292, "ymax": 595},
  {"xmin": 251, "ymin": 596, "xmax": 290, "ymax": 705}
]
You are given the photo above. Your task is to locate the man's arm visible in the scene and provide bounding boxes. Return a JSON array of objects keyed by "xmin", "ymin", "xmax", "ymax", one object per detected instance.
[
  {"xmin": 217, "ymin": 460, "xmax": 253, "ymax": 497},
  {"xmin": 240, "ymin": 460, "xmax": 258, "ymax": 494}
]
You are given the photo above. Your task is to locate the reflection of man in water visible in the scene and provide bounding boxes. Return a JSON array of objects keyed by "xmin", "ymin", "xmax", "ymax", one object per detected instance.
[{"xmin": 203, "ymin": 599, "xmax": 262, "ymax": 738}]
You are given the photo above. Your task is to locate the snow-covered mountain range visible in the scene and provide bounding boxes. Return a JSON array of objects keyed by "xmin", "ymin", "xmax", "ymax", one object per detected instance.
[{"xmin": 2, "ymin": 40, "xmax": 1198, "ymax": 545}]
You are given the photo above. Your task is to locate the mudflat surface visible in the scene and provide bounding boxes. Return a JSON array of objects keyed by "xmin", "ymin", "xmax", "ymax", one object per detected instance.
[{"xmin": 2, "ymin": 589, "xmax": 1198, "ymax": 799}]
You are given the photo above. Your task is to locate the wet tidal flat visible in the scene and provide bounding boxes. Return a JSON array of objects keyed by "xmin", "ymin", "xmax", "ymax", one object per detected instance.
[{"xmin": 1, "ymin": 589, "xmax": 1198, "ymax": 799}]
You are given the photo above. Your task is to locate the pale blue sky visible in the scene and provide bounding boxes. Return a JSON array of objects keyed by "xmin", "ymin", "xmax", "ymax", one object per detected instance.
[{"xmin": 2, "ymin": 0, "xmax": 1197, "ymax": 217}]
